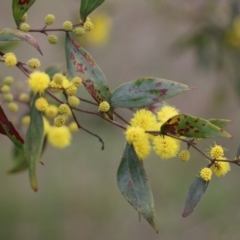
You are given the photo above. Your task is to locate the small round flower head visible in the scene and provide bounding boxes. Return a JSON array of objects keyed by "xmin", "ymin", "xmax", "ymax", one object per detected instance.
[
  {"xmin": 99, "ymin": 101, "xmax": 110, "ymax": 112},
  {"xmin": 74, "ymin": 27, "xmax": 85, "ymax": 37},
  {"xmin": 61, "ymin": 78, "xmax": 70, "ymax": 89},
  {"xmin": 43, "ymin": 117, "xmax": 50, "ymax": 134},
  {"xmin": 65, "ymin": 84, "xmax": 77, "ymax": 96},
  {"xmin": 210, "ymin": 144, "xmax": 224, "ymax": 159},
  {"xmin": 200, "ymin": 168, "xmax": 212, "ymax": 181},
  {"xmin": 19, "ymin": 23, "xmax": 30, "ymax": 32},
  {"xmin": 125, "ymin": 126, "xmax": 151, "ymax": 160},
  {"xmin": 1, "ymin": 85, "xmax": 10, "ymax": 94},
  {"xmin": 8, "ymin": 102, "xmax": 19, "ymax": 112},
  {"xmin": 48, "ymin": 126, "xmax": 72, "ymax": 148},
  {"xmin": 153, "ymin": 135, "xmax": 180, "ymax": 160},
  {"xmin": 54, "ymin": 115, "xmax": 66, "ymax": 127},
  {"xmin": 179, "ymin": 149, "xmax": 190, "ymax": 162},
  {"xmin": 45, "ymin": 105, "xmax": 58, "ymax": 118},
  {"xmin": 68, "ymin": 122, "xmax": 78, "ymax": 132},
  {"xmin": 44, "ymin": 14, "xmax": 55, "ymax": 25},
  {"xmin": 3, "ymin": 76, "xmax": 14, "ymax": 85},
  {"xmin": 49, "ymin": 81, "xmax": 62, "ymax": 92},
  {"xmin": 72, "ymin": 76, "xmax": 82, "ymax": 87},
  {"xmin": 21, "ymin": 115, "xmax": 30, "ymax": 126},
  {"xmin": 52, "ymin": 73, "xmax": 65, "ymax": 85},
  {"xmin": 48, "ymin": 34, "xmax": 58, "ymax": 44},
  {"xmin": 58, "ymin": 104, "xmax": 71, "ymax": 115},
  {"xmin": 19, "ymin": 93, "xmax": 30, "ymax": 102},
  {"xmin": 157, "ymin": 105, "xmax": 179, "ymax": 123},
  {"xmin": 63, "ymin": 21, "xmax": 73, "ymax": 31},
  {"xmin": 27, "ymin": 58, "xmax": 41, "ymax": 69},
  {"xmin": 68, "ymin": 96, "xmax": 80, "ymax": 107},
  {"xmin": 4, "ymin": 93, "xmax": 13, "ymax": 102},
  {"xmin": 35, "ymin": 97, "xmax": 48, "ymax": 112},
  {"xmin": 28, "ymin": 71, "xmax": 50, "ymax": 94},
  {"xmin": 211, "ymin": 159, "xmax": 230, "ymax": 177},
  {"xmin": 20, "ymin": 13, "xmax": 28, "ymax": 23},
  {"xmin": 83, "ymin": 21, "xmax": 94, "ymax": 31},
  {"xmin": 3, "ymin": 52, "xmax": 17, "ymax": 67}
]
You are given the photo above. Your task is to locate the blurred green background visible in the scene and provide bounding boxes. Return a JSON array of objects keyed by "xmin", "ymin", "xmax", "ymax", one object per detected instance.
[{"xmin": 1, "ymin": 0, "xmax": 240, "ymax": 239}]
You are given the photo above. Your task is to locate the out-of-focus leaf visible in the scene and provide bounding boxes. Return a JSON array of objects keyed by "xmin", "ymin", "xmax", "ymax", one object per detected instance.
[
  {"xmin": 12, "ymin": 0, "xmax": 36, "ymax": 26},
  {"xmin": 182, "ymin": 176, "xmax": 209, "ymax": 218},
  {"xmin": 0, "ymin": 41, "xmax": 18, "ymax": 51},
  {"xmin": 0, "ymin": 28, "xmax": 42, "ymax": 55},
  {"xmin": 80, "ymin": 0, "xmax": 105, "ymax": 20},
  {"xmin": 117, "ymin": 143, "xmax": 159, "ymax": 232},
  {"xmin": 45, "ymin": 64, "xmax": 63, "ymax": 78},
  {"xmin": 111, "ymin": 78, "xmax": 193, "ymax": 109},
  {"xmin": 24, "ymin": 94, "xmax": 44, "ymax": 191},
  {"xmin": 65, "ymin": 34, "xmax": 112, "ymax": 118},
  {"xmin": 161, "ymin": 114, "xmax": 232, "ymax": 139},
  {"xmin": 208, "ymin": 118, "xmax": 232, "ymax": 128}
]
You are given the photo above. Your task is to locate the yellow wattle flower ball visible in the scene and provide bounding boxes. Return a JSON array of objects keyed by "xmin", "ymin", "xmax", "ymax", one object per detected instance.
[
  {"xmin": 52, "ymin": 73, "xmax": 64, "ymax": 84},
  {"xmin": 153, "ymin": 135, "xmax": 180, "ymax": 160},
  {"xmin": 58, "ymin": 104, "xmax": 71, "ymax": 115},
  {"xmin": 200, "ymin": 168, "xmax": 212, "ymax": 181},
  {"xmin": 74, "ymin": 27, "xmax": 85, "ymax": 36},
  {"xmin": 4, "ymin": 93, "xmax": 14, "ymax": 102},
  {"xmin": 27, "ymin": 58, "xmax": 41, "ymax": 69},
  {"xmin": 20, "ymin": 13, "xmax": 28, "ymax": 23},
  {"xmin": 68, "ymin": 96, "xmax": 80, "ymax": 107},
  {"xmin": 48, "ymin": 34, "xmax": 58, "ymax": 44},
  {"xmin": 68, "ymin": 122, "xmax": 78, "ymax": 132},
  {"xmin": 54, "ymin": 115, "xmax": 65, "ymax": 127},
  {"xmin": 19, "ymin": 23, "xmax": 30, "ymax": 32},
  {"xmin": 1, "ymin": 85, "xmax": 10, "ymax": 94},
  {"xmin": 45, "ymin": 105, "xmax": 58, "ymax": 118},
  {"xmin": 211, "ymin": 159, "xmax": 230, "ymax": 177},
  {"xmin": 43, "ymin": 117, "xmax": 50, "ymax": 134},
  {"xmin": 3, "ymin": 52, "xmax": 17, "ymax": 67},
  {"xmin": 63, "ymin": 21, "xmax": 73, "ymax": 31},
  {"xmin": 19, "ymin": 93, "xmax": 30, "ymax": 102},
  {"xmin": 210, "ymin": 144, "xmax": 224, "ymax": 159},
  {"xmin": 28, "ymin": 71, "xmax": 50, "ymax": 94},
  {"xmin": 72, "ymin": 76, "xmax": 82, "ymax": 87},
  {"xmin": 21, "ymin": 115, "xmax": 30, "ymax": 126},
  {"xmin": 8, "ymin": 102, "xmax": 19, "ymax": 112},
  {"xmin": 98, "ymin": 101, "xmax": 110, "ymax": 112},
  {"xmin": 3, "ymin": 76, "xmax": 14, "ymax": 85},
  {"xmin": 49, "ymin": 81, "xmax": 62, "ymax": 92},
  {"xmin": 157, "ymin": 105, "xmax": 179, "ymax": 123},
  {"xmin": 48, "ymin": 126, "xmax": 72, "ymax": 148},
  {"xmin": 65, "ymin": 84, "xmax": 77, "ymax": 96},
  {"xmin": 35, "ymin": 97, "xmax": 48, "ymax": 112},
  {"xmin": 179, "ymin": 149, "xmax": 190, "ymax": 162},
  {"xmin": 44, "ymin": 14, "xmax": 55, "ymax": 25},
  {"xmin": 83, "ymin": 21, "xmax": 94, "ymax": 31}
]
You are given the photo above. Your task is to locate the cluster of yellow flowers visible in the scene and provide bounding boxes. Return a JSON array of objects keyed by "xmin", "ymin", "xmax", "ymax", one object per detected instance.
[{"xmin": 125, "ymin": 105, "xmax": 181, "ymax": 160}]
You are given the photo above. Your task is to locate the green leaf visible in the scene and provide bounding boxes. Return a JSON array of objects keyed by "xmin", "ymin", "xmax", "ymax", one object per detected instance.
[
  {"xmin": 45, "ymin": 64, "xmax": 63, "ymax": 78},
  {"xmin": 0, "ymin": 28, "xmax": 42, "ymax": 55},
  {"xmin": 208, "ymin": 118, "xmax": 232, "ymax": 128},
  {"xmin": 117, "ymin": 143, "xmax": 159, "ymax": 232},
  {"xmin": 24, "ymin": 94, "xmax": 44, "ymax": 191},
  {"xmin": 8, "ymin": 146, "xmax": 28, "ymax": 174},
  {"xmin": 182, "ymin": 176, "xmax": 209, "ymax": 218},
  {"xmin": 12, "ymin": 0, "xmax": 36, "ymax": 26},
  {"xmin": 161, "ymin": 114, "xmax": 232, "ymax": 138},
  {"xmin": 65, "ymin": 34, "xmax": 113, "ymax": 118},
  {"xmin": 0, "ymin": 41, "xmax": 19, "ymax": 51},
  {"xmin": 80, "ymin": 0, "xmax": 105, "ymax": 20},
  {"xmin": 111, "ymin": 78, "xmax": 193, "ymax": 108}
]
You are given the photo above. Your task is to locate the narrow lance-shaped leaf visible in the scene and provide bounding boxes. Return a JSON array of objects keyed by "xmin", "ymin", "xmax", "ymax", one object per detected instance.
[
  {"xmin": 182, "ymin": 176, "xmax": 209, "ymax": 217},
  {"xmin": 65, "ymin": 34, "xmax": 113, "ymax": 118},
  {"xmin": 161, "ymin": 114, "xmax": 232, "ymax": 139},
  {"xmin": 24, "ymin": 94, "xmax": 44, "ymax": 191},
  {"xmin": 208, "ymin": 118, "xmax": 232, "ymax": 129},
  {"xmin": 80, "ymin": 0, "xmax": 105, "ymax": 20},
  {"xmin": 111, "ymin": 78, "xmax": 193, "ymax": 109},
  {"xmin": 12, "ymin": 0, "xmax": 36, "ymax": 26},
  {"xmin": 0, "ymin": 28, "xmax": 42, "ymax": 55},
  {"xmin": 117, "ymin": 143, "xmax": 159, "ymax": 232}
]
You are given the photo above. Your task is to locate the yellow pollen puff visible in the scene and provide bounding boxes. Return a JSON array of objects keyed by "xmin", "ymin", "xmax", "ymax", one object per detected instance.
[
  {"xmin": 68, "ymin": 122, "xmax": 79, "ymax": 132},
  {"xmin": 35, "ymin": 97, "xmax": 49, "ymax": 112},
  {"xmin": 72, "ymin": 76, "xmax": 82, "ymax": 87},
  {"xmin": 211, "ymin": 160, "xmax": 230, "ymax": 177},
  {"xmin": 98, "ymin": 101, "xmax": 110, "ymax": 112},
  {"xmin": 8, "ymin": 102, "xmax": 19, "ymax": 112},
  {"xmin": 44, "ymin": 14, "xmax": 55, "ymax": 25},
  {"xmin": 58, "ymin": 104, "xmax": 71, "ymax": 115},
  {"xmin": 74, "ymin": 27, "xmax": 85, "ymax": 36},
  {"xmin": 54, "ymin": 115, "xmax": 65, "ymax": 127},
  {"xmin": 157, "ymin": 105, "xmax": 179, "ymax": 123},
  {"xmin": 4, "ymin": 76, "xmax": 14, "ymax": 85},
  {"xmin": 83, "ymin": 21, "xmax": 94, "ymax": 31},
  {"xmin": 65, "ymin": 84, "xmax": 77, "ymax": 96},
  {"xmin": 49, "ymin": 81, "xmax": 62, "ymax": 92},
  {"xmin": 1, "ymin": 85, "xmax": 10, "ymax": 94},
  {"xmin": 68, "ymin": 96, "xmax": 80, "ymax": 107},
  {"xmin": 125, "ymin": 126, "xmax": 146, "ymax": 144},
  {"xmin": 27, "ymin": 58, "xmax": 41, "ymax": 69},
  {"xmin": 3, "ymin": 52, "xmax": 17, "ymax": 67},
  {"xmin": 19, "ymin": 23, "xmax": 30, "ymax": 32},
  {"xmin": 45, "ymin": 105, "xmax": 58, "ymax": 118},
  {"xmin": 21, "ymin": 115, "xmax": 30, "ymax": 126},
  {"xmin": 210, "ymin": 144, "xmax": 224, "ymax": 159},
  {"xmin": 63, "ymin": 21, "xmax": 73, "ymax": 31},
  {"xmin": 48, "ymin": 34, "xmax": 58, "ymax": 44},
  {"xmin": 28, "ymin": 71, "xmax": 50, "ymax": 94},
  {"xmin": 20, "ymin": 13, "xmax": 28, "ymax": 22},
  {"xmin": 19, "ymin": 93, "xmax": 30, "ymax": 102},
  {"xmin": 52, "ymin": 73, "xmax": 64, "ymax": 84},
  {"xmin": 43, "ymin": 117, "xmax": 50, "ymax": 134},
  {"xmin": 4, "ymin": 93, "xmax": 13, "ymax": 102},
  {"xmin": 179, "ymin": 150, "xmax": 190, "ymax": 162},
  {"xmin": 61, "ymin": 78, "xmax": 70, "ymax": 89},
  {"xmin": 200, "ymin": 168, "xmax": 212, "ymax": 181},
  {"xmin": 48, "ymin": 126, "xmax": 72, "ymax": 148}
]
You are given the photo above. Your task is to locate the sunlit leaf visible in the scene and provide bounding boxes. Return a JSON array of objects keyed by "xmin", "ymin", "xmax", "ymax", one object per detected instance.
[
  {"xmin": 161, "ymin": 114, "xmax": 232, "ymax": 138},
  {"xmin": 208, "ymin": 118, "xmax": 232, "ymax": 128},
  {"xmin": 80, "ymin": 0, "xmax": 105, "ymax": 20},
  {"xmin": 182, "ymin": 176, "xmax": 209, "ymax": 218},
  {"xmin": 111, "ymin": 78, "xmax": 193, "ymax": 109},
  {"xmin": 117, "ymin": 143, "xmax": 159, "ymax": 232},
  {"xmin": 0, "ymin": 28, "xmax": 42, "ymax": 55},
  {"xmin": 12, "ymin": 0, "xmax": 36, "ymax": 26}
]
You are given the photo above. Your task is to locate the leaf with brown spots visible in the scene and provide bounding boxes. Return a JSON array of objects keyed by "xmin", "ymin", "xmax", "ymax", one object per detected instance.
[
  {"xmin": 161, "ymin": 114, "xmax": 232, "ymax": 138},
  {"xmin": 117, "ymin": 143, "xmax": 159, "ymax": 233},
  {"xmin": 111, "ymin": 78, "xmax": 193, "ymax": 109}
]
